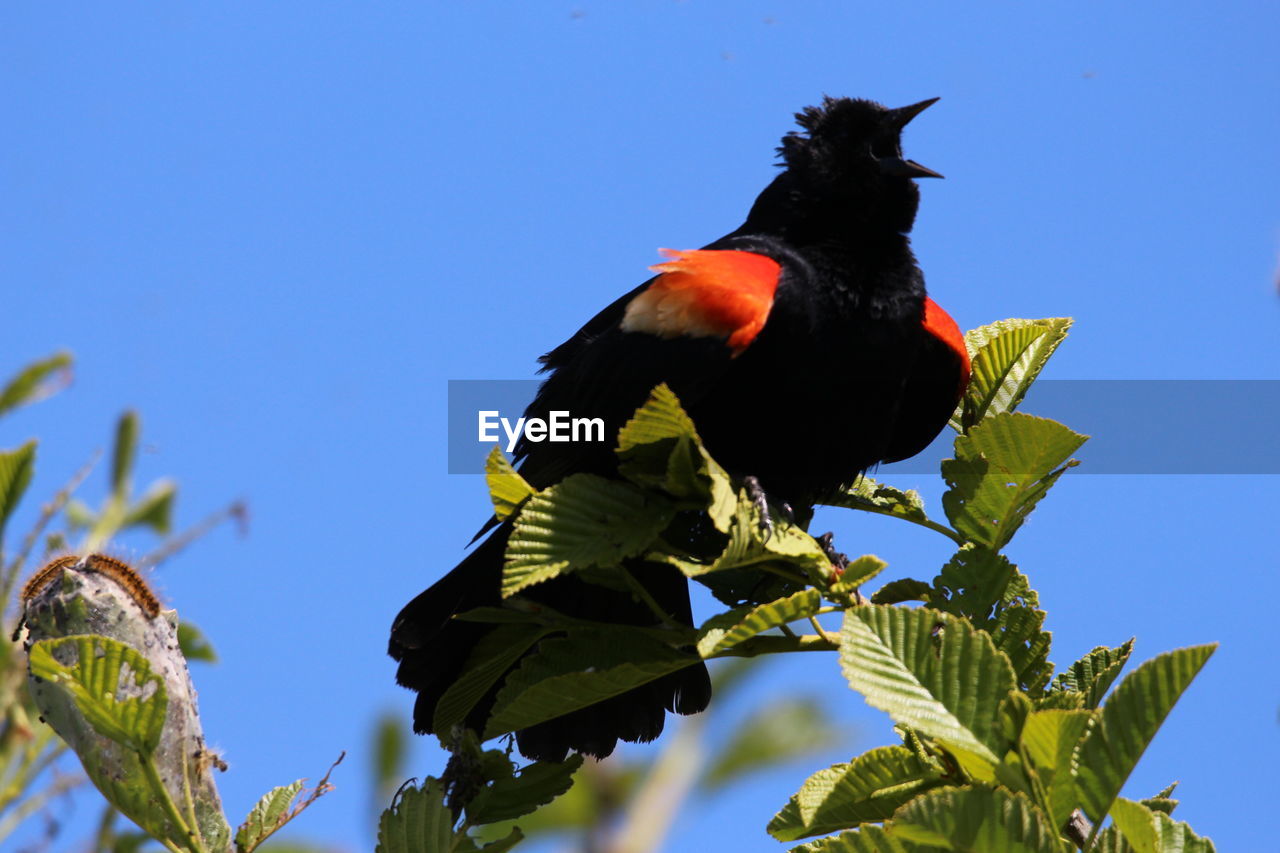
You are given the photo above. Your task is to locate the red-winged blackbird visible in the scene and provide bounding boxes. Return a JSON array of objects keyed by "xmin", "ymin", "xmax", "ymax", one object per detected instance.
[{"xmin": 390, "ymin": 96, "xmax": 970, "ymax": 763}]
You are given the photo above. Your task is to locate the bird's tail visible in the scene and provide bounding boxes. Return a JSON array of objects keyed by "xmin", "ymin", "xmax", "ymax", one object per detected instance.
[{"xmin": 388, "ymin": 521, "xmax": 712, "ymax": 762}]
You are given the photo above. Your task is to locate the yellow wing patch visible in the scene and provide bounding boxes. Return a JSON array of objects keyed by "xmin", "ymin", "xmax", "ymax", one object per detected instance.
[{"xmin": 621, "ymin": 249, "xmax": 781, "ymax": 356}]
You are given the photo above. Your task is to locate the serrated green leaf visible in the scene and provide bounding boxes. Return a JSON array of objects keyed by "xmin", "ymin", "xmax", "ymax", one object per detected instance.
[
  {"xmin": 952, "ymin": 317, "xmax": 1072, "ymax": 432},
  {"xmin": 503, "ymin": 474, "xmax": 674, "ymax": 596},
  {"xmin": 176, "ymin": 620, "xmax": 218, "ymax": 663},
  {"xmin": 768, "ymin": 746, "xmax": 941, "ymax": 841},
  {"xmin": 28, "ymin": 636, "xmax": 167, "ymax": 755},
  {"xmin": 788, "ymin": 823, "xmax": 914, "ymax": 852},
  {"xmin": 696, "ymin": 588, "xmax": 822, "ymax": 657},
  {"xmin": 485, "ymin": 628, "xmax": 701, "ymax": 738},
  {"xmin": 375, "ymin": 779, "xmax": 455, "ymax": 853},
  {"xmin": 829, "ymin": 555, "xmax": 887, "ymax": 601},
  {"xmin": 1150, "ymin": 811, "xmax": 1215, "ymax": 852},
  {"xmin": 1052, "ymin": 639, "xmax": 1134, "ymax": 708},
  {"xmin": 0, "ymin": 440, "xmax": 36, "ymax": 540},
  {"xmin": 839, "ymin": 607, "xmax": 1016, "ymax": 769},
  {"xmin": 1020, "ymin": 709, "xmax": 1094, "ymax": 828},
  {"xmin": 485, "ymin": 448, "xmax": 534, "ymax": 521},
  {"xmin": 235, "ymin": 780, "xmax": 304, "ymax": 852},
  {"xmin": 0, "ymin": 351, "xmax": 73, "ymax": 416},
  {"xmin": 122, "ymin": 479, "xmax": 175, "ymax": 535},
  {"xmin": 434, "ymin": 624, "xmax": 548, "ymax": 735},
  {"xmin": 930, "ymin": 544, "xmax": 1017, "ymax": 626},
  {"xmin": 478, "ymin": 827, "xmax": 524, "ymax": 852},
  {"xmin": 891, "ymin": 786, "xmax": 1071, "ymax": 852},
  {"xmin": 1075, "ymin": 644, "xmax": 1215, "ymax": 822},
  {"xmin": 989, "ymin": 605, "xmax": 1054, "ymax": 694},
  {"xmin": 942, "ymin": 413, "xmax": 1087, "ymax": 550},
  {"xmin": 823, "ymin": 478, "xmax": 929, "ymax": 525},
  {"xmin": 111, "ymin": 411, "xmax": 140, "ymax": 498},
  {"xmin": 467, "ymin": 755, "xmax": 583, "ymax": 825},
  {"xmin": 703, "ymin": 698, "xmax": 838, "ymax": 792}
]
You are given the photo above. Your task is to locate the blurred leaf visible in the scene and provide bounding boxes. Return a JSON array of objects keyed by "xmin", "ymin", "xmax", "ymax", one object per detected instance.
[
  {"xmin": 122, "ymin": 479, "xmax": 176, "ymax": 535},
  {"xmin": 504, "ymin": 474, "xmax": 674, "ymax": 597},
  {"xmin": 485, "ymin": 448, "xmax": 533, "ymax": 522},
  {"xmin": 466, "ymin": 755, "xmax": 583, "ymax": 825},
  {"xmin": 787, "ymin": 823, "xmax": 912, "ymax": 852},
  {"xmin": 235, "ymin": 781, "xmax": 305, "ymax": 852},
  {"xmin": 375, "ymin": 779, "xmax": 455, "ymax": 853},
  {"xmin": 0, "ymin": 440, "xmax": 36, "ymax": 540},
  {"xmin": 941, "ymin": 413, "xmax": 1086, "ymax": 551},
  {"xmin": 177, "ymin": 620, "xmax": 218, "ymax": 663},
  {"xmin": 768, "ymin": 746, "xmax": 941, "ymax": 841},
  {"xmin": 1075, "ymin": 644, "xmax": 1215, "ymax": 823},
  {"xmin": 111, "ymin": 411, "xmax": 140, "ymax": 498},
  {"xmin": 952, "ymin": 317, "xmax": 1072, "ymax": 432},
  {"xmin": 703, "ymin": 698, "xmax": 838, "ymax": 792},
  {"xmin": 371, "ymin": 713, "xmax": 408, "ymax": 808},
  {"xmin": 840, "ymin": 607, "xmax": 1015, "ymax": 774},
  {"xmin": 0, "ymin": 351, "xmax": 73, "ymax": 417},
  {"xmin": 890, "ymin": 786, "xmax": 1070, "ymax": 852},
  {"xmin": 485, "ymin": 628, "xmax": 701, "ymax": 738},
  {"xmin": 64, "ymin": 497, "xmax": 96, "ymax": 530}
]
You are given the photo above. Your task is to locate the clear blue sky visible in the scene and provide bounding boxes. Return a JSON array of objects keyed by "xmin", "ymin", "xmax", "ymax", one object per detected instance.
[{"xmin": 4, "ymin": 2, "xmax": 1278, "ymax": 850}]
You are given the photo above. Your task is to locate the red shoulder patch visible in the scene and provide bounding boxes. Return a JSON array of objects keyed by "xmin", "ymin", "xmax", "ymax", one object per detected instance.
[
  {"xmin": 923, "ymin": 297, "xmax": 971, "ymax": 390},
  {"xmin": 621, "ymin": 248, "xmax": 781, "ymax": 356}
]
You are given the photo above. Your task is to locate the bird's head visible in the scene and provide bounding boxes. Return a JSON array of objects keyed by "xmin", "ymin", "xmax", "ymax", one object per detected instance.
[{"xmin": 752, "ymin": 96, "xmax": 942, "ymax": 239}]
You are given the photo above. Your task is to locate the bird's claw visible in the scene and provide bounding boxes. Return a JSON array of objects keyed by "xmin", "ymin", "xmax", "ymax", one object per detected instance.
[{"xmin": 743, "ymin": 476, "xmax": 795, "ymax": 542}]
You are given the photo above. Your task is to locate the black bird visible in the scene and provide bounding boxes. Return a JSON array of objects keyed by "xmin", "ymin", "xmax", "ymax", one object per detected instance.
[{"xmin": 390, "ymin": 96, "xmax": 970, "ymax": 762}]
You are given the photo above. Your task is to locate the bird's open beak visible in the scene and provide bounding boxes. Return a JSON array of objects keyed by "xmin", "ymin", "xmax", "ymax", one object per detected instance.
[{"xmin": 880, "ymin": 97, "xmax": 943, "ymax": 178}]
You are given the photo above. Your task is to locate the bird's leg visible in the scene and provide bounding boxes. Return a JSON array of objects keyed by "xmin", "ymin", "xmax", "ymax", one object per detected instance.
[
  {"xmin": 742, "ymin": 476, "xmax": 793, "ymax": 541},
  {"xmin": 817, "ymin": 531, "xmax": 864, "ymax": 605}
]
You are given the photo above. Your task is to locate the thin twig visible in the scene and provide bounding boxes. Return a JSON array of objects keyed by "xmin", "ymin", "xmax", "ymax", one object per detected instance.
[{"xmin": 137, "ymin": 500, "xmax": 249, "ymax": 572}]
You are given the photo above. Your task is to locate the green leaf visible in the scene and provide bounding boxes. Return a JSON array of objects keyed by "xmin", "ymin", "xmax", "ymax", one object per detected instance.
[
  {"xmin": 656, "ymin": 489, "xmax": 831, "ymax": 583},
  {"xmin": 1109, "ymin": 797, "xmax": 1159, "ymax": 853},
  {"xmin": 829, "ymin": 555, "xmax": 888, "ymax": 601},
  {"xmin": 989, "ymin": 605, "xmax": 1054, "ymax": 694},
  {"xmin": 0, "ymin": 351, "xmax": 73, "ymax": 416},
  {"xmin": 930, "ymin": 544, "xmax": 1017, "ymax": 626},
  {"xmin": 485, "ymin": 448, "xmax": 534, "ymax": 521},
  {"xmin": 870, "ymin": 578, "xmax": 932, "ymax": 606},
  {"xmin": 371, "ymin": 712, "xmax": 408, "ymax": 806},
  {"xmin": 485, "ymin": 628, "xmax": 701, "ymax": 738},
  {"xmin": 696, "ymin": 588, "xmax": 822, "ymax": 657},
  {"xmin": 1019, "ymin": 709, "xmax": 1094, "ymax": 828},
  {"xmin": 235, "ymin": 780, "xmax": 304, "ymax": 852},
  {"xmin": 1052, "ymin": 639, "xmax": 1134, "ymax": 708},
  {"xmin": 478, "ymin": 827, "xmax": 524, "ymax": 852},
  {"xmin": 466, "ymin": 755, "xmax": 583, "ymax": 824},
  {"xmin": 122, "ymin": 479, "xmax": 176, "ymax": 535},
  {"xmin": 942, "ymin": 413, "xmax": 1087, "ymax": 550},
  {"xmin": 1150, "ymin": 811, "xmax": 1215, "ymax": 852},
  {"xmin": 839, "ymin": 607, "xmax": 1016, "ymax": 771},
  {"xmin": 434, "ymin": 624, "xmax": 548, "ymax": 735},
  {"xmin": 176, "ymin": 620, "xmax": 218, "ymax": 663},
  {"xmin": 375, "ymin": 778, "xmax": 455, "ymax": 853},
  {"xmin": 28, "ymin": 636, "xmax": 167, "ymax": 756},
  {"xmin": 0, "ymin": 440, "xmax": 36, "ymax": 541},
  {"xmin": 952, "ymin": 318, "xmax": 1072, "ymax": 432},
  {"xmin": 890, "ymin": 786, "xmax": 1071, "ymax": 852},
  {"xmin": 703, "ymin": 698, "xmax": 838, "ymax": 791},
  {"xmin": 616, "ymin": 383, "xmax": 735, "ymax": 528},
  {"xmin": 1075, "ymin": 644, "xmax": 1216, "ymax": 822},
  {"xmin": 503, "ymin": 473, "xmax": 674, "ymax": 596},
  {"xmin": 768, "ymin": 746, "xmax": 941, "ymax": 841},
  {"xmin": 788, "ymin": 823, "xmax": 914, "ymax": 852},
  {"xmin": 111, "ymin": 410, "xmax": 140, "ymax": 498},
  {"xmin": 823, "ymin": 478, "xmax": 929, "ymax": 525}
]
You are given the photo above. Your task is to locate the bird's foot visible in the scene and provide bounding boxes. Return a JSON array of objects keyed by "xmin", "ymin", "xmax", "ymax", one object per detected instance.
[
  {"xmin": 817, "ymin": 531, "xmax": 864, "ymax": 604},
  {"xmin": 742, "ymin": 476, "xmax": 792, "ymax": 542}
]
